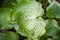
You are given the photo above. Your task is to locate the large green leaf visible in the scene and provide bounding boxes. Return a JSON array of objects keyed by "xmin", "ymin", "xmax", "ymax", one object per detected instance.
[
  {"xmin": 0, "ymin": 8, "xmax": 13, "ymax": 29},
  {"xmin": 12, "ymin": 0, "xmax": 46, "ymax": 38},
  {"xmin": 0, "ymin": 32, "xmax": 18, "ymax": 40},
  {"xmin": 46, "ymin": 2, "xmax": 60, "ymax": 18},
  {"xmin": 45, "ymin": 19, "xmax": 60, "ymax": 36}
]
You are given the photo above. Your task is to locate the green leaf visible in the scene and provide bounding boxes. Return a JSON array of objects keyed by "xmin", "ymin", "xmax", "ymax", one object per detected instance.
[
  {"xmin": 0, "ymin": 31, "xmax": 19, "ymax": 40},
  {"xmin": 46, "ymin": 2, "xmax": 60, "ymax": 18},
  {"xmin": 0, "ymin": 8, "xmax": 13, "ymax": 29},
  {"xmin": 45, "ymin": 19, "xmax": 60, "ymax": 36},
  {"xmin": 45, "ymin": 19, "xmax": 60, "ymax": 40},
  {"xmin": 2, "ymin": 0, "xmax": 17, "ymax": 9},
  {"xmin": 12, "ymin": 1, "xmax": 46, "ymax": 38}
]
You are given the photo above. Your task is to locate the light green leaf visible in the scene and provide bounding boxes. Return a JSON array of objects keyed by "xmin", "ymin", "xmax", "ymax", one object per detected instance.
[
  {"xmin": 0, "ymin": 31, "xmax": 19, "ymax": 40},
  {"xmin": 0, "ymin": 8, "xmax": 13, "ymax": 29},
  {"xmin": 46, "ymin": 2, "xmax": 60, "ymax": 18},
  {"xmin": 12, "ymin": 1, "xmax": 46, "ymax": 38}
]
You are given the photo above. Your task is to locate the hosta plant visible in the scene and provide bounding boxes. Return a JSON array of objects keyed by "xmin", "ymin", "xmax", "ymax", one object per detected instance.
[{"xmin": 0, "ymin": 0, "xmax": 60, "ymax": 40}]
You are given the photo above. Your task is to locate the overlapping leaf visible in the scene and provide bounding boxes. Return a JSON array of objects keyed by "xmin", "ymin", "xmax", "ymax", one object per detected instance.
[{"xmin": 0, "ymin": 8, "xmax": 13, "ymax": 29}]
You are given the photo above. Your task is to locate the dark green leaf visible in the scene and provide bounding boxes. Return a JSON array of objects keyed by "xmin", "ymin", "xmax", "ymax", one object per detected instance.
[
  {"xmin": 12, "ymin": 0, "xmax": 46, "ymax": 38},
  {"xmin": 0, "ymin": 32, "xmax": 19, "ymax": 40},
  {"xmin": 46, "ymin": 2, "xmax": 60, "ymax": 18}
]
